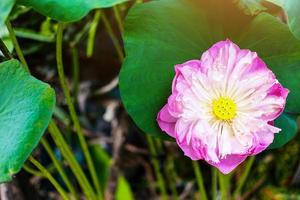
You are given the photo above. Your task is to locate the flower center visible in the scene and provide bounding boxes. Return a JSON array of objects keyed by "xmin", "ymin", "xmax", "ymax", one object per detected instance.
[{"xmin": 212, "ymin": 97, "xmax": 237, "ymax": 120}]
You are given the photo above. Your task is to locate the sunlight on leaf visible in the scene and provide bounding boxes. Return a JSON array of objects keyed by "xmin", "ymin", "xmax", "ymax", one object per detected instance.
[
  {"xmin": 236, "ymin": 0, "xmax": 266, "ymax": 15},
  {"xmin": 266, "ymin": 0, "xmax": 300, "ymax": 40}
]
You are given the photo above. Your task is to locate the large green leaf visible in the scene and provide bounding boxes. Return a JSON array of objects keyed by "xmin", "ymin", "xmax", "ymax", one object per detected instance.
[
  {"xmin": 119, "ymin": 0, "xmax": 300, "ymax": 141},
  {"xmin": 0, "ymin": 59, "xmax": 55, "ymax": 183},
  {"xmin": 0, "ymin": 0, "xmax": 15, "ymax": 27},
  {"xmin": 16, "ymin": 0, "xmax": 128, "ymax": 22},
  {"xmin": 269, "ymin": 113, "xmax": 298, "ymax": 149},
  {"xmin": 266, "ymin": 0, "xmax": 300, "ymax": 40}
]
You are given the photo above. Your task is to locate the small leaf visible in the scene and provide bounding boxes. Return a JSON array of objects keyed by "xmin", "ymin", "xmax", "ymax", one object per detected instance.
[
  {"xmin": 116, "ymin": 176, "xmax": 134, "ymax": 200},
  {"xmin": 16, "ymin": 0, "xmax": 128, "ymax": 22},
  {"xmin": 0, "ymin": 59, "xmax": 55, "ymax": 183},
  {"xmin": 266, "ymin": 0, "xmax": 300, "ymax": 40},
  {"xmin": 268, "ymin": 113, "xmax": 298, "ymax": 149}
]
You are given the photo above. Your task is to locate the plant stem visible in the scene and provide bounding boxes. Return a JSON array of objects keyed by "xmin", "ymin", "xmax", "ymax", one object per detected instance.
[
  {"xmin": 87, "ymin": 10, "xmax": 102, "ymax": 58},
  {"xmin": 48, "ymin": 121, "xmax": 97, "ymax": 200},
  {"xmin": 165, "ymin": 156, "xmax": 178, "ymax": 200},
  {"xmin": 0, "ymin": 38, "xmax": 13, "ymax": 59},
  {"xmin": 102, "ymin": 12, "xmax": 124, "ymax": 62},
  {"xmin": 211, "ymin": 168, "xmax": 217, "ymax": 200},
  {"xmin": 233, "ymin": 156, "xmax": 255, "ymax": 199},
  {"xmin": 71, "ymin": 47, "xmax": 79, "ymax": 100},
  {"xmin": 192, "ymin": 161, "xmax": 208, "ymax": 200},
  {"xmin": 146, "ymin": 135, "xmax": 168, "ymax": 200},
  {"xmin": 70, "ymin": 21, "xmax": 92, "ymax": 47},
  {"xmin": 154, "ymin": 138, "xmax": 164, "ymax": 151},
  {"xmin": 112, "ymin": 6, "xmax": 124, "ymax": 33},
  {"xmin": 56, "ymin": 22, "xmax": 102, "ymax": 199},
  {"xmin": 5, "ymin": 20, "xmax": 29, "ymax": 71},
  {"xmin": 29, "ymin": 156, "xmax": 70, "ymax": 200},
  {"xmin": 41, "ymin": 138, "xmax": 78, "ymax": 200},
  {"xmin": 219, "ymin": 172, "xmax": 230, "ymax": 200},
  {"xmin": 23, "ymin": 164, "xmax": 44, "ymax": 177}
]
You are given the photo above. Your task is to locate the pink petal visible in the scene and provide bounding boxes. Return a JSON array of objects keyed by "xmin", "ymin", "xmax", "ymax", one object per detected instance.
[
  {"xmin": 177, "ymin": 140, "xmax": 202, "ymax": 160},
  {"xmin": 156, "ymin": 105, "xmax": 176, "ymax": 137},
  {"xmin": 262, "ymin": 83, "xmax": 289, "ymax": 121},
  {"xmin": 209, "ymin": 155, "xmax": 248, "ymax": 174},
  {"xmin": 172, "ymin": 60, "xmax": 201, "ymax": 94}
]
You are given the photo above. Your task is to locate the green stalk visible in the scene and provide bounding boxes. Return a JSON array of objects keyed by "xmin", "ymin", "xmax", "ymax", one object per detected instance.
[
  {"xmin": 48, "ymin": 121, "xmax": 97, "ymax": 200},
  {"xmin": 165, "ymin": 156, "xmax": 178, "ymax": 200},
  {"xmin": 211, "ymin": 168, "xmax": 217, "ymax": 200},
  {"xmin": 155, "ymin": 139, "xmax": 178, "ymax": 199},
  {"xmin": 146, "ymin": 135, "xmax": 168, "ymax": 200},
  {"xmin": 219, "ymin": 172, "xmax": 230, "ymax": 200},
  {"xmin": 192, "ymin": 161, "xmax": 208, "ymax": 200},
  {"xmin": 41, "ymin": 138, "xmax": 78, "ymax": 200},
  {"xmin": 71, "ymin": 47, "xmax": 79, "ymax": 99},
  {"xmin": 86, "ymin": 10, "xmax": 102, "ymax": 57},
  {"xmin": 70, "ymin": 21, "xmax": 92, "ymax": 47},
  {"xmin": 157, "ymin": 140, "xmax": 178, "ymax": 199},
  {"xmin": 5, "ymin": 20, "xmax": 29, "ymax": 71},
  {"xmin": 56, "ymin": 22, "xmax": 102, "ymax": 199},
  {"xmin": 23, "ymin": 164, "xmax": 44, "ymax": 177},
  {"xmin": 29, "ymin": 156, "xmax": 70, "ymax": 200},
  {"xmin": 102, "ymin": 13, "xmax": 124, "ymax": 62},
  {"xmin": 112, "ymin": 6, "xmax": 124, "ymax": 33},
  {"xmin": 0, "ymin": 38, "xmax": 13, "ymax": 59},
  {"xmin": 233, "ymin": 156, "xmax": 255, "ymax": 199},
  {"xmin": 154, "ymin": 138, "xmax": 164, "ymax": 151}
]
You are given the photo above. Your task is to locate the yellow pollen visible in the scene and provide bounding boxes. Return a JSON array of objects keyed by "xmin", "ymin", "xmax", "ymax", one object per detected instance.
[{"xmin": 212, "ymin": 97, "xmax": 237, "ymax": 120}]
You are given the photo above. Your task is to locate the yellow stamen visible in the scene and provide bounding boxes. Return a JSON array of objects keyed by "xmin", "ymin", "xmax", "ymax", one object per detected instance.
[{"xmin": 212, "ymin": 97, "xmax": 237, "ymax": 120}]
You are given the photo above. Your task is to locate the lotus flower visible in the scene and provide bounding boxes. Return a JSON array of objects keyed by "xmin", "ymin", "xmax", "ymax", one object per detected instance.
[{"xmin": 157, "ymin": 39, "xmax": 288, "ymax": 174}]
